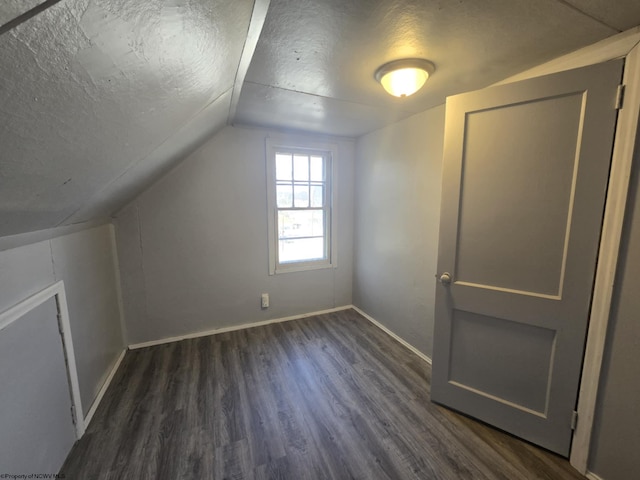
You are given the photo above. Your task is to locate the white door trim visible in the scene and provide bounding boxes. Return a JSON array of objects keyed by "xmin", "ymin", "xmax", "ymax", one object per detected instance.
[
  {"xmin": 492, "ymin": 28, "xmax": 640, "ymax": 473},
  {"xmin": 570, "ymin": 39, "xmax": 640, "ymax": 473},
  {"xmin": 0, "ymin": 281, "xmax": 85, "ymax": 438}
]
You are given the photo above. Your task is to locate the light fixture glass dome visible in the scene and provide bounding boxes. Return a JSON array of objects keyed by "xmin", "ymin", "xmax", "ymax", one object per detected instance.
[{"xmin": 375, "ymin": 59, "xmax": 435, "ymax": 97}]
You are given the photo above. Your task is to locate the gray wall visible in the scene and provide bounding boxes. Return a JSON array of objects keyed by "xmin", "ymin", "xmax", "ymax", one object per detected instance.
[
  {"xmin": 115, "ymin": 125, "xmax": 355, "ymax": 345},
  {"xmin": 0, "ymin": 224, "xmax": 125, "ymax": 415},
  {"xmin": 50, "ymin": 225, "xmax": 126, "ymax": 410},
  {"xmin": 353, "ymin": 105, "xmax": 445, "ymax": 357},
  {"xmin": 589, "ymin": 152, "xmax": 640, "ymax": 480}
]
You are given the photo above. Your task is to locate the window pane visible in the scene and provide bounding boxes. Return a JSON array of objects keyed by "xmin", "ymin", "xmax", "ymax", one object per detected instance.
[
  {"xmin": 279, "ymin": 237, "xmax": 325, "ymax": 263},
  {"xmin": 310, "ymin": 156, "xmax": 324, "ymax": 181},
  {"xmin": 276, "ymin": 153, "xmax": 292, "ymax": 180},
  {"xmin": 293, "ymin": 154, "xmax": 309, "ymax": 181},
  {"xmin": 294, "ymin": 184, "xmax": 309, "ymax": 207},
  {"xmin": 310, "ymin": 184, "xmax": 324, "ymax": 207},
  {"xmin": 278, "ymin": 210, "xmax": 324, "ymax": 238},
  {"xmin": 277, "ymin": 183, "xmax": 293, "ymax": 208}
]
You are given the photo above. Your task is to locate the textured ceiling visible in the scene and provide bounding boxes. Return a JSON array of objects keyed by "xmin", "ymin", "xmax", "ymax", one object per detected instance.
[
  {"xmin": 235, "ymin": 0, "xmax": 630, "ymax": 136},
  {"xmin": 0, "ymin": 0, "xmax": 254, "ymax": 237},
  {"xmin": 0, "ymin": 1, "xmax": 48, "ymax": 26},
  {"xmin": 564, "ymin": 0, "xmax": 640, "ymax": 31},
  {"xmin": 2, "ymin": 0, "xmax": 640, "ymax": 238}
]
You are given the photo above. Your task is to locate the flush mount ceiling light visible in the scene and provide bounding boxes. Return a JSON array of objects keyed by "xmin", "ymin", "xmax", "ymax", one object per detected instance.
[{"xmin": 374, "ymin": 58, "xmax": 436, "ymax": 98}]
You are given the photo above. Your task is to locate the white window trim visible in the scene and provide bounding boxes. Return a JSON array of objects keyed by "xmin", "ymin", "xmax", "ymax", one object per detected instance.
[{"xmin": 266, "ymin": 135, "xmax": 338, "ymax": 275}]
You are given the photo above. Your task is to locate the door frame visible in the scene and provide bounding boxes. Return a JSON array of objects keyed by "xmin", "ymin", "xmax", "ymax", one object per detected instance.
[
  {"xmin": 497, "ymin": 27, "xmax": 640, "ymax": 474},
  {"xmin": 0, "ymin": 280, "xmax": 85, "ymax": 439}
]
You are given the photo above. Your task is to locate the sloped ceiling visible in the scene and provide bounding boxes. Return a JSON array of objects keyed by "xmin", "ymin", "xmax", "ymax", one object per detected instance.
[
  {"xmin": 0, "ymin": 0, "xmax": 255, "ymax": 237},
  {"xmin": 2, "ymin": 0, "xmax": 640, "ymax": 238}
]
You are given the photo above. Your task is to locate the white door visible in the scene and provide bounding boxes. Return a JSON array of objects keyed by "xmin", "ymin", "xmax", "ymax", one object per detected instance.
[
  {"xmin": 0, "ymin": 297, "xmax": 77, "ymax": 473},
  {"xmin": 431, "ymin": 60, "xmax": 624, "ymax": 456}
]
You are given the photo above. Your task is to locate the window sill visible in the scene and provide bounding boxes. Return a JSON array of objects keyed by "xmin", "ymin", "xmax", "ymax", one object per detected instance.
[{"xmin": 271, "ymin": 261, "xmax": 335, "ymax": 275}]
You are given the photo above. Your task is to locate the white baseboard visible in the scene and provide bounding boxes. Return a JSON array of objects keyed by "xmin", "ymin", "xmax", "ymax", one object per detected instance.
[
  {"xmin": 126, "ymin": 304, "xmax": 430, "ymax": 373},
  {"xmin": 350, "ymin": 305, "xmax": 432, "ymax": 365},
  {"xmin": 128, "ymin": 305, "xmax": 353, "ymax": 350},
  {"xmin": 84, "ymin": 306, "xmax": 429, "ymax": 431},
  {"xmin": 586, "ymin": 472, "xmax": 605, "ymax": 480},
  {"xmin": 83, "ymin": 348, "xmax": 127, "ymax": 428}
]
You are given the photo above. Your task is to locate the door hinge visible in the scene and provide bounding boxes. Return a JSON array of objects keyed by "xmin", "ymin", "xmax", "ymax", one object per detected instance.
[
  {"xmin": 571, "ymin": 410, "xmax": 578, "ymax": 431},
  {"xmin": 57, "ymin": 313, "xmax": 63, "ymax": 335},
  {"xmin": 70, "ymin": 405, "xmax": 77, "ymax": 425},
  {"xmin": 615, "ymin": 84, "xmax": 625, "ymax": 110}
]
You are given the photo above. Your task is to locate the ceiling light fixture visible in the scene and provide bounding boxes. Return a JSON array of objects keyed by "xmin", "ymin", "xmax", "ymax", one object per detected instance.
[{"xmin": 374, "ymin": 59, "xmax": 436, "ymax": 98}]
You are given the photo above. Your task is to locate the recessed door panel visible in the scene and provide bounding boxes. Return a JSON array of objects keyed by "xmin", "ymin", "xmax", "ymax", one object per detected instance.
[
  {"xmin": 432, "ymin": 59, "xmax": 623, "ymax": 456},
  {"xmin": 450, "ymin": 310, "xmax": 555, "ymax": 414},
  {"xmin": 456, "ymin": 93, "xmax": 584, "ymax": 297}
]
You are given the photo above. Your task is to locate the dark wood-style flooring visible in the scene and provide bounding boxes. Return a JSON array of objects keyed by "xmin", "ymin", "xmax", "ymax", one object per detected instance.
[{"xmin": 60, "ymin": 309, "xmax": 586, "ymax": 479}]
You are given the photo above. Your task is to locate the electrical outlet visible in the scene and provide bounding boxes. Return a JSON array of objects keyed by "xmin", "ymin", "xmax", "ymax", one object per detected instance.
[{"xmin": 261, "ymin": 293, "xmax": 269, "ymax": 309}]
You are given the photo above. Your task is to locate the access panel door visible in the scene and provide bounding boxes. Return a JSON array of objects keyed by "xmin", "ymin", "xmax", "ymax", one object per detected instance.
[{"xmin": 431, "ymin": 59, "xmax": 623, "ymax": 456}]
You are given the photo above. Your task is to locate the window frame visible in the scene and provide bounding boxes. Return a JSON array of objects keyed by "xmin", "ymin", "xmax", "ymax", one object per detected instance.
[{"xmin": 266, "ymin": 136, "xmax": 338, "ymax": 275}]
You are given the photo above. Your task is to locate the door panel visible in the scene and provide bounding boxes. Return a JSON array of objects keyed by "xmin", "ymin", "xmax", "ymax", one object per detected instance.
[
  {"xmin": 456, "ymin": 93, "xmax": 583, "ymax": 297},
  {"xmin": 431, "ymin": 59, "xmax": 624, "ymax": 456},
  {"xmin": 449, "ymin": 310, "xmax": 555, "ymax": 414}
]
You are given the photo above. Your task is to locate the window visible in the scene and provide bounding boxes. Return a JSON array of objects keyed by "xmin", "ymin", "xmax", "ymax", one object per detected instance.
[{"xmin": 266, "ymin": 137, "xmax": 337, "ymax": 274}]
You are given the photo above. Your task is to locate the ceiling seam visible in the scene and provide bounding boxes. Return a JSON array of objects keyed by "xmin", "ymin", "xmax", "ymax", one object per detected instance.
[
  {"xmin": 228, "ymin": 0, "xmax": 271, "ymax": 124},
  {"xmin": 0, "ymin": 0, "xmax": 64, "ymax": 37},
  {"xmin": 243, "ymin": 81, "xmax": 418, "ymax": 115},
  {"xmin": 553, "ymin": 0, "xmax": 622, "ymax": 33}
]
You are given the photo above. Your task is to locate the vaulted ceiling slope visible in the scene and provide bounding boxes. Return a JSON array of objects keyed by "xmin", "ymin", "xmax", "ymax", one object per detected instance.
[
  {"xmin": 2, "ymin": 1, "xmax": 640, "ymax": 239},
  {"xmin": 0, "ymin": 0, "xmax": 255, "ymax": 237}
]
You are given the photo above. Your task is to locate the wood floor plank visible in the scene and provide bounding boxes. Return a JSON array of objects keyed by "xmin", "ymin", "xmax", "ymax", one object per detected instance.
[{"xmin": 60, "ymin": 309, "xmax": 587, "ymax": 479}]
